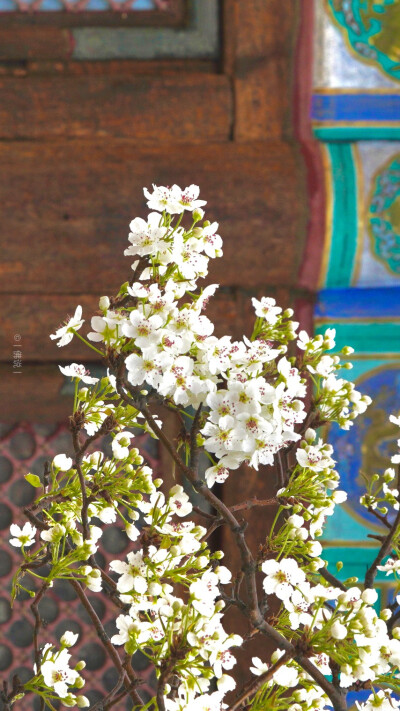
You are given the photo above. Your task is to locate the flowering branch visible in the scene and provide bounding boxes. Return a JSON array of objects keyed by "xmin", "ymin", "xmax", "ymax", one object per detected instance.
[{"xmin": 5, "ymin": 183, "xmax": 400, "ymax": 711}]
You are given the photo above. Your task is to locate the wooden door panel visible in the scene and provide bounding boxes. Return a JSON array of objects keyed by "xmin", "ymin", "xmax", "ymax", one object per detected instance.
[{"xmin": 0, "ymin": 140, "xmax": 306, "ymax": 292}]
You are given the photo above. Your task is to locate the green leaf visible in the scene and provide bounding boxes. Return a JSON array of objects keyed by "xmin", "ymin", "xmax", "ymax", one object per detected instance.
[
  {"xmin": 25, "ymin": 473, "xmax": 41, "ymax": 488},
  {"xmin": 118, "ymin": 281, "xmax": 129, "ymax": 297}
]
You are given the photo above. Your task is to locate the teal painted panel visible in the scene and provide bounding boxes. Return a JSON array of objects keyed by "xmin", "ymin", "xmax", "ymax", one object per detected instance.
[
  {"xmin": 324, "ymin": 547, "xmax": 385, "ymax": 585},
  {"xmin": 325, "ymin": 143, "xmax": 358, "ymax": 289},
  {"xmin": 324, "ymin": 503, "xmax": 376, "ymax": 541},
  {"xmin": 314, "ymin": 128, "xmax": 400, "ymax": 142},
  {"xmin": 315, "ymin": 322, "xmax": 400, "ymax": 353}
]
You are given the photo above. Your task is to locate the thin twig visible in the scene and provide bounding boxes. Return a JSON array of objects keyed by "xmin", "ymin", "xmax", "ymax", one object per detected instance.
[
  {"xmin": 70, "ymin": 579, "xmax": 144, "ymax": 708},
  {"xmin": 365, "ymin": 508, "xmax": 400, "ymax": 589},
  {"xmin": 230, "ymin": 497, "xmax": 278, "ymax": 513},
  {"xmin": 228, "ymin": 651, "xmax": 292, "ymax": 711}
]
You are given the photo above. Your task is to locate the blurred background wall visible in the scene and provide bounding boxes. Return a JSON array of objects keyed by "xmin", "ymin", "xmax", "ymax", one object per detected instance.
[{"xmin": 1, "ymin": 0, "xmax": 400, "ymax": 708}]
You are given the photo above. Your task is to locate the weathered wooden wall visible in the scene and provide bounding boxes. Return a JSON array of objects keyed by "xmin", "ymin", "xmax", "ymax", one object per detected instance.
[
  {"xmin": 0, "ymin": 0, "xmax": 308, "ymax": 419},
  {"xmin": 0, "ymin": 0, "xmax": 311, "ymax": 690}
]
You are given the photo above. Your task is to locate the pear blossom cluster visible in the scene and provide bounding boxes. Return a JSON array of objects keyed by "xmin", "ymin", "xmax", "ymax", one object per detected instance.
[
  {"xmin": 24, "ymin": 633, "xmax": 88, "ymax": 708},
  {"xmin": 7, "ymin": 184, "xmax": 400, "ymax": 711},
  {"xmin": 110, "ymin": 483, "xmax": 242, "ymax": 707},
  {"xmin": 260, "ymin": 555, "xmax": 400, "ymax": 689}
]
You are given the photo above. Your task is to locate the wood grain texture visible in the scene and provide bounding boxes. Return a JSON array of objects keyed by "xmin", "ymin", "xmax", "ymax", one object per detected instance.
[
  {"xmin": 2, "ymin": 295, "xmax": 100, "ymax": 363},
  {"xmin": 0, "ymin": 364, "xmax": 76, "ymax": 422},
  {"xmin": 21, "ymin": 59, "xmax": 217, "ymax": 77},
  {"xmin": 0, "ymin": 74, "xmax": 231, "ymax": 140},
  {"xmin": 0, "ymin": 140, "xmax": 306, "ymax": 294},
  {"xmin": 0, "ymin": 29, "xmax": 73, "ymax": 61},
  {"xmin": 230, "ymin": 0, "xmax": 299, "ymax": 140}
]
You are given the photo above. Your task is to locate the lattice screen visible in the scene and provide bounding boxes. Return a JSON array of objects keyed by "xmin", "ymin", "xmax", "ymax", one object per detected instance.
[
  {"xmin": 0, "ymin": 0, "xmax": 171, "ymax": 13},
  {"xmin": 0, "ymin": 422, "xmax": 160, "ymax": 710}
]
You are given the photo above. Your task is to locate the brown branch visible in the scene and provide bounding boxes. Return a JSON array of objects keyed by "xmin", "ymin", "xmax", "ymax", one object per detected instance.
[
  {"xmin": 0, "ymin": 676, "xmax": 25, "ymax": 711},
  {"xmin": 365, "ymin": 506, "xmax": 400, "ymax": 589},
  {"xmin": 228, "ymin": 651, "xmax": 292, "ymax": 711},
  {"xmin": 189, "ymin": 402, "xmax": 203, "ymax": 471},
  {"xmin": 368, "ymin": 506, "xmax": 392, "ymax": 530},
  {"xmin": 23, "ymin": 507, "xmax": 48, "ymax": 531},
  {"xmin": 319, "ymin": 566, "xmax": 347, "ymax": 592},
  {"xmin": 70, "ymin": 579, "xmax": 144, "ymax": 708},
  {"xmin": 276, "ymin": 451, "xmax": 286, "ymax": 489},
  {"xmin": 192, "ymin": 505, "xmax": 215, "ymax": 520},
  {"xmin": 31, "ymin": 581, "xmax": 50, "ymax": 674},
  {"xmin": 70, "ymin": 427, "xmax": 90, "ymax": 541},
  {"xmin": 230, "ymin": 497, "xmax": 278, "ymax": 513},
  {"xmin": 89, "ymin": 670, "xmax": 125, "ymax": 711},
  {"xmin": 115, "ymin": 373, "xmax": 349, "ymax": 711}
]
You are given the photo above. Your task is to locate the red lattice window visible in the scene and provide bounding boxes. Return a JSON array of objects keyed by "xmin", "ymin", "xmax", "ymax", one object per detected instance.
[
  {"xmin": 0, "ymin": 0, "xmax": 185, "ymax": 26},
  {"xmin": 0, "ymin": 422, "xmax": 161, "ymax": 710}
]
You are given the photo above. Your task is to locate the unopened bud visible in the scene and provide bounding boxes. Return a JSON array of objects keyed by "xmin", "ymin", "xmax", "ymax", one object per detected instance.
[
  {"xmin": 196, "ymin": 556, "xmax": 209, "ymax": 568},
  {"xmin": 380, "ymin": 608, "xmax": 392, "ymax": 621},
  {"xmin": 344, "ymin": 577, "xmax": 358, "ymax": 585},
  {"xmin": 341, "ymin": 346, "xmax": 354, "ymax": 356},
  {"xmin": 99, "ymin": 296, "xmax": 110, "ymax": 311},
  {"xmin": 62, "ymin": 695, "xmax": 76, "ymax": 707},
  {"xmin": 331, "ymin": 620, "xmax": 347, "ymax": 640},
  {"xmin": 361, "ymin": 588, "xmax": 378, "ymax": 605},
  {"xmin": 192, "ymin": 208, "xmax": 205, "ymax": 222},
  {"xmin": 172, "ymin": 599, "xmax": 183, "ymax": 613}
]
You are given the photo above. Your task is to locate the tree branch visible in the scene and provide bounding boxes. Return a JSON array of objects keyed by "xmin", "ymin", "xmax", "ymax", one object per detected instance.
[
  {"xmin": 228, "ymin": 651, "xmax": 292, "ymax": 711},
  {"xmin": 115, "ymin": 372, "xmax": 349, "ymax": 711},
  {"xmin": 365, "ymin": 507, "xmax": 400, "ymax": 589},
  {"xmin": 69, "ymin": 579, "xmax": 144, "ymax": 708}
]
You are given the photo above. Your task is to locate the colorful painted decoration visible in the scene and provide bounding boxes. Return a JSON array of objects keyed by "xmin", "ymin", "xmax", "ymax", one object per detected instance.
[
  {"xmin": 368, "ymin": 153, "xmax": 400, "ymax": 275},
  {"xmin": 328, "ymin": 364, "xmax": 400, "ymax": 528},
  {"xmin": 327, "ymin": 0, "xmax": 400, "ymax": 82},
  {"xmin": 315, "ymin": 288, "xmax": 400, "ymax": 610},
  {"xmin": 315, "ymin": 286, "xmax": 400, "ymax": 532}
]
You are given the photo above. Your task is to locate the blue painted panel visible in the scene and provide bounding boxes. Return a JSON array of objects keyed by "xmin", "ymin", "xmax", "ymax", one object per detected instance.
[
  {"xmin": 312, "ymin": 93, "xmax": 400, "ymax": 123},
  {"xmin": 327, "ymin": 365, "xmax": 400, "ymax": 529},
  {"xmin": 316, "ymin": 287, "xmax": 400, "ymax": 319}
]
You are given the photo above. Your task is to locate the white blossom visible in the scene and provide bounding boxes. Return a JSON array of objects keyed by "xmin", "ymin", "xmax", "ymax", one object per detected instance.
[
  {"xmin": 50, "ymin": 305, "xmax": 84, "ymax": 347},
  {"xmin": 110, "ymin": 551, "xmax": 148, "ymax": 594},
  {"xmin": 251, "ymin": 296, "xmax": 281, "ymax": 323},
  {"xmin": 59, "ymin": 363, "xmax": 98, "ymax": 384},
  {"xmin": 41, "ymin": 648, "xmax": 79, "ymax": 698},
  {"xmin": 53, "ymin": 454, "xmax": 73, "ymax": 471},
  {"xmin": 9, "ymin": 522, "xmax": 36, "ymax": 548},
  {"xmin": 261, "ymin": 557, "xmax": 306, "ymax": 600}
]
